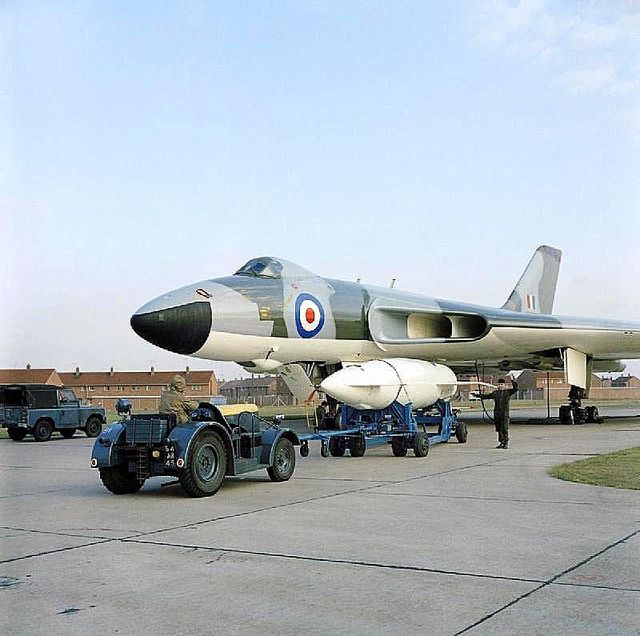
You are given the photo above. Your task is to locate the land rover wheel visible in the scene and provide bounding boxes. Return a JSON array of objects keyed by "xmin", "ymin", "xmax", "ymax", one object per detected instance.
[
  {"xmin": 179, "ymin": 431, "xmax": 227, "ymax": 497},
  {"xmin": 33, "ymin": 419, "xmax": 53, "ymax": 442},
  {"xmin": 8, "ymin": 428, "xmax": 27, "ymax": 441},
  {"xmin": 99, "ymin": 465, "xmax": 144, "ymax": 494},
  {"xmin": 84, "ymin": 417, "xmax": 103, "ymax": 438}
]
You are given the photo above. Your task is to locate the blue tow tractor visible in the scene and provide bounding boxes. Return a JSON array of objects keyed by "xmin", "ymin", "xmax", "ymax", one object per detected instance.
[
  {"xmin": 91, "ymin": 403, "xmax": 300, "ymax": 497},
  {"xmin": 298, "ymin": 400, "xmax": 467, "ymax": 458}
]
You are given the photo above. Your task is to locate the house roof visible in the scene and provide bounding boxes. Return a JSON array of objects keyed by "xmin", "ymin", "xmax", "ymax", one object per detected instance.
[
  {"xmin": 0, "ymin": 369, "xmax": 62, "ymax": 386},
  {"xmin": 58, "ymin": 370, "xmax": 217, "ymax": 386}
]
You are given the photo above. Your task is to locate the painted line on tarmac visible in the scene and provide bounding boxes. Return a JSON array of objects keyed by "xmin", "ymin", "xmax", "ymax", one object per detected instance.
[{"xmin": 454, "ymin": 528, "xmax": 640, "ymax": 635}]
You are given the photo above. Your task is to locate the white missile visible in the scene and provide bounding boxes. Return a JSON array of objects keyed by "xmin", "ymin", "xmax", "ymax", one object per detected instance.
[{"xmin": 320, "ymin": 359, "xmax": 458, "ymax": 410}]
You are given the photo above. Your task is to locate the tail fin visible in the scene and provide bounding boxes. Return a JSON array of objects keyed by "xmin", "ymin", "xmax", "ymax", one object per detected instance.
[{"xmin": 502, "ymin": 245, "xmax": 562, "ymax": 314}]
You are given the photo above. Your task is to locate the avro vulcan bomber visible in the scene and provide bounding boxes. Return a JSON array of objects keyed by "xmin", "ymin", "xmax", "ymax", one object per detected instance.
[{"xmin": 131, "ymin": 246, "xmax": 640, "ymax": 411}]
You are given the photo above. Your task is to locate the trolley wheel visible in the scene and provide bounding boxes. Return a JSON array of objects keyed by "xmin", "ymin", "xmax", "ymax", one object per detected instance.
[
  {"xmin": 179, "ymin": 431, "xmax": 227, "ymax": 497},
  {"xmin": 349, "ymin": 434, "xmax": 366, "ymax": 458},
  {"xmin": 391, "ymin": 438, "xmax": 408, "ymax": 457},
  {"xmin": 300, "ymin": 442, "xmax": 309, "ymax": 457},
  {"xmin": 33, "ymin": 419, "xmax": 53, "ymax": 442},
  {"xmin": 320, "ymin": 441, "xmax": 330, "ymax": 458},
  {"xmin": 413, "ymin": 431, "xmax": 430, "ymax": 457},
  {"xmin": 329, "ymin": 437, "xmax": 346, "ymax": 457},
  {"xmin": 455, "ymin": 421, "xmax": 468, "ymax": 444},
  {"xmin": 267, "ymin": 437, "xmax": 296, "ymax": 482},
  {"xmin": 60, "ymin": 428, "xmax": 76, "ymax": 439},
  {"xmin": 99, "ymin": 465, "xmax": 144, "ymax": 495},
  {"xmin": 7, "ymin": 428, "xmax": 27, "ymax": 441}
]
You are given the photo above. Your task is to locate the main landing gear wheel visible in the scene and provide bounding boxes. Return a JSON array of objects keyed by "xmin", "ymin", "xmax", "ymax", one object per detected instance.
[
  {"xmin": 33, "ymin": 419, "xmax": 53, "ymax": 442},
  {"xmin": 84, "ymin": 417, "xmax": 103, "ymax": 438},
  {"xmin": 267, "ymin": 437, "xmax": 296, "ymax": 482},
  {"xmin": 99, "ymin": 465, "xmax": 144, "ymax": 494},
  {"xmin": 413, "ymin": 431, "xmax": 430, "ymax": 457},
  {"xmin": 586, "ymin": 406, "xmax": 600, "ymax": 423},
  {"xmin": 60, "ymin": 429, "xmax": 76, "ymax": 439},
  {"xmin": 328, "ymin": 437, "xmax": 346, "ymax": 457},
  {"xmin": 179, "ymin": 431, "xmax": 227, "ymax": 497},
  {"xmin": 8, "ymin": 428, "xmax": 27, "ymax": 441},
  {"xmin": 455, "ymin": 421, "xmax": 468, "ymax": 444},
  {"xmin": 349, "ymin": 434, "xmax": 366, "ymax": 458},
  {"xmin": 391, "ymin": 438, "xmax": 408, "ymax": 457}
]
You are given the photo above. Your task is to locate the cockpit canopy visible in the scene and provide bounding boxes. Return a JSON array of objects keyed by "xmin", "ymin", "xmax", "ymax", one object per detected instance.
[{"xmin": 235, "ymin": 257, "xmax": 284, "ymax": 280}]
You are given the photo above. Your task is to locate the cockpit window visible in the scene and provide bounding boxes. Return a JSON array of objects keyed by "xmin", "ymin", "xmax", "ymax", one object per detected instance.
[{"xmin": 234, "ymin": 258, "xmax": 283, "ymax": 279}]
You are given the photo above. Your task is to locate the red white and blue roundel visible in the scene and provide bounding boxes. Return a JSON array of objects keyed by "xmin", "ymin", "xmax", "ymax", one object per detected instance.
[{"xmin": 295, "ymin": 293, "xmax": 325, "ymax": 338}]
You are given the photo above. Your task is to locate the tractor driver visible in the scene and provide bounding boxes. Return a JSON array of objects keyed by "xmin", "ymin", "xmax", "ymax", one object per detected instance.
[{"xmin": 159, "ymin": 374, "xmax": 199, "ymax": 424}]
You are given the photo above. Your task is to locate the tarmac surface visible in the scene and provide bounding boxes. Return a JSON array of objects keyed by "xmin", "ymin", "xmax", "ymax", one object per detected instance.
[{"xmin": 1, "ymin": 410, "xmax": 639, "ymax": 635}]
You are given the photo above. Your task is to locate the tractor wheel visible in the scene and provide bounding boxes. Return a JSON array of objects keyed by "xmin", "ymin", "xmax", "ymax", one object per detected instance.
[
  {"xmin": 391, "ymin": 438, "xmax": 408, "ymax": 457},
  {"xmin": 179, "ymin": 431, "xmax": 227, "ymax": 497},
  {"xmin": 349, "ymin": 434, "xmax": 366, "ymax": 458},
  {"xmin": 33, "ymin": 419, "xmax": 53, "ymax": 442},
  {"xmin": 267, "ymin": 437, "xmax": 296, "ymax": 482},
  {"xmin": 60, "ymin": 428, "xmax": 76, "ymax": 439},
  {"xmin": 84, "ymin": 417, "xmax": 103, "ymax": 438},
  {"xmin": 99, "ymin": 465, "xmax": 144, "ymax": 495},
  {"xmin": 413, "ymin": 431, "xmax": 430, "ymax": 457},
  {"xmin": 455, "ymin": 421, "xmax": 468, "ymax": 444},
  {"xmin": 328, "ymin": 437, "xmax": 346, "ymax": 457},
  {"xmin": 7, "ymin": 428, "xmax": 27, "ymax": 441}
]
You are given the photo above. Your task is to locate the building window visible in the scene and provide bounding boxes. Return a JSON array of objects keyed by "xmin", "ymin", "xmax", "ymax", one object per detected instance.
[
  {"xmin": 132, "ymin": 386, "xmax": 139, "ymax": 390},
  {"xmin": 88, "ymin": 386, "xmax": 95, "ymax": 391},
  {"xmin": 105, "ymin": 386, "xmax": 110, "ymax": 391},
  {"xmin": 191, "ymin": 385, "xmax": 202, "ymax": 390}
]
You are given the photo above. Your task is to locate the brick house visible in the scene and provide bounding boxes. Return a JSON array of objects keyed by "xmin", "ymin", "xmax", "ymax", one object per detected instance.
[
  {"xmin": 58, "ymin": 367, "xmax": 218, "ymax": 411},
  {"xmin": 0, "ymin": 367, "xmax": 63, "ymax": 386}
]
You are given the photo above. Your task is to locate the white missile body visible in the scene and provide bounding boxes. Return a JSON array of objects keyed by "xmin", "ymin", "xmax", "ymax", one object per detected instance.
[{"xmin": 320, "ymin": 359, "xmax": 458, "ymax": 410}]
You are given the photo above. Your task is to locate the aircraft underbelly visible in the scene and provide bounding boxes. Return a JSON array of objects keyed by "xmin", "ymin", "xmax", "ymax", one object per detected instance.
[{"xmin": 194, "ymin": 327, "xmax": 640, "ymax": 366}]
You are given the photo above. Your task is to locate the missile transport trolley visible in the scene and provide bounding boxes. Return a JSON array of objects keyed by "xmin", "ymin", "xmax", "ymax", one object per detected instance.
[
  {"xmin": 91, "ymin": 404, "xmax": 301, "ymax": 497},
  {"xmin": 298, "ymin": 399, "xmax": 467, "ymax": 459}
]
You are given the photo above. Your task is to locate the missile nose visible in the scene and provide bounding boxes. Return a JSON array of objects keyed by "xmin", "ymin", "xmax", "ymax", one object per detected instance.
[{"xmin": 130, "ymin": 301, "xmax": 212, "ymax": 355}]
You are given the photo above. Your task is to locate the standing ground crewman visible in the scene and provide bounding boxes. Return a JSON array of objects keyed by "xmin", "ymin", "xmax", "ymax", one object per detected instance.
[
  {"xmin": 472, "ymin": 377, "xmax": 518, "ymax": 449},
  {"xmin": 159, "ymin": 374, "xmax": 199, "ymax": 424}
]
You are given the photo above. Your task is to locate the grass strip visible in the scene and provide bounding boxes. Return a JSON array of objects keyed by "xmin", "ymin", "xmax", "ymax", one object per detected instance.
[{"xmin": 549, "ymin": 446, "xmax": 640, "ymax": 490}]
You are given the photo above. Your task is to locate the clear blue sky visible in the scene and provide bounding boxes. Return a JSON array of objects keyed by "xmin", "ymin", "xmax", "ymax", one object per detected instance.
[{"xmin": 1, "ymin": 1, "xmax": 639, "ymax": 379}]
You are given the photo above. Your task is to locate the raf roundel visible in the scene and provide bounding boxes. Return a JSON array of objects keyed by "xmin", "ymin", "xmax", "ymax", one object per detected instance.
[{"xmin": 295, "ymin": 293, "xmax": 325, "ymax": 338}]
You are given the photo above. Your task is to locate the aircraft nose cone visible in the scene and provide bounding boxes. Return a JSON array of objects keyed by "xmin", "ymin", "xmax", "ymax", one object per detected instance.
[{"xmin": 130, "ymin": 301, "xmax": 212, "ymax": 355}]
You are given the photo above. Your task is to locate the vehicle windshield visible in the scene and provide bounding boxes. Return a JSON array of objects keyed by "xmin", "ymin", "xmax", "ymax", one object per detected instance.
[{"xmin": 234, "ymin": 257, "xmax": 283, "ymax": 280}]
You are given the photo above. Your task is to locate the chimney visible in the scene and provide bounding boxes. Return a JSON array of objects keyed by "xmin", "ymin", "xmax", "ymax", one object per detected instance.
[
  {"xmin": 26, "ymin": 363, "xmax": 31, "ymax": 370},
  {"xmin": 150, "ymin": 366, "xmax": 155, "ymax": 376},
  {"xmin": 75, "ymin": 366, "xmax": 80, "ymax": 378},
  {"xmin": 185, "ymin": 366, "xmax": 190, "ymax": 378},
  {"xmin": 109, "ymin": 367, "xmax": 114, "ymax": 377}
]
